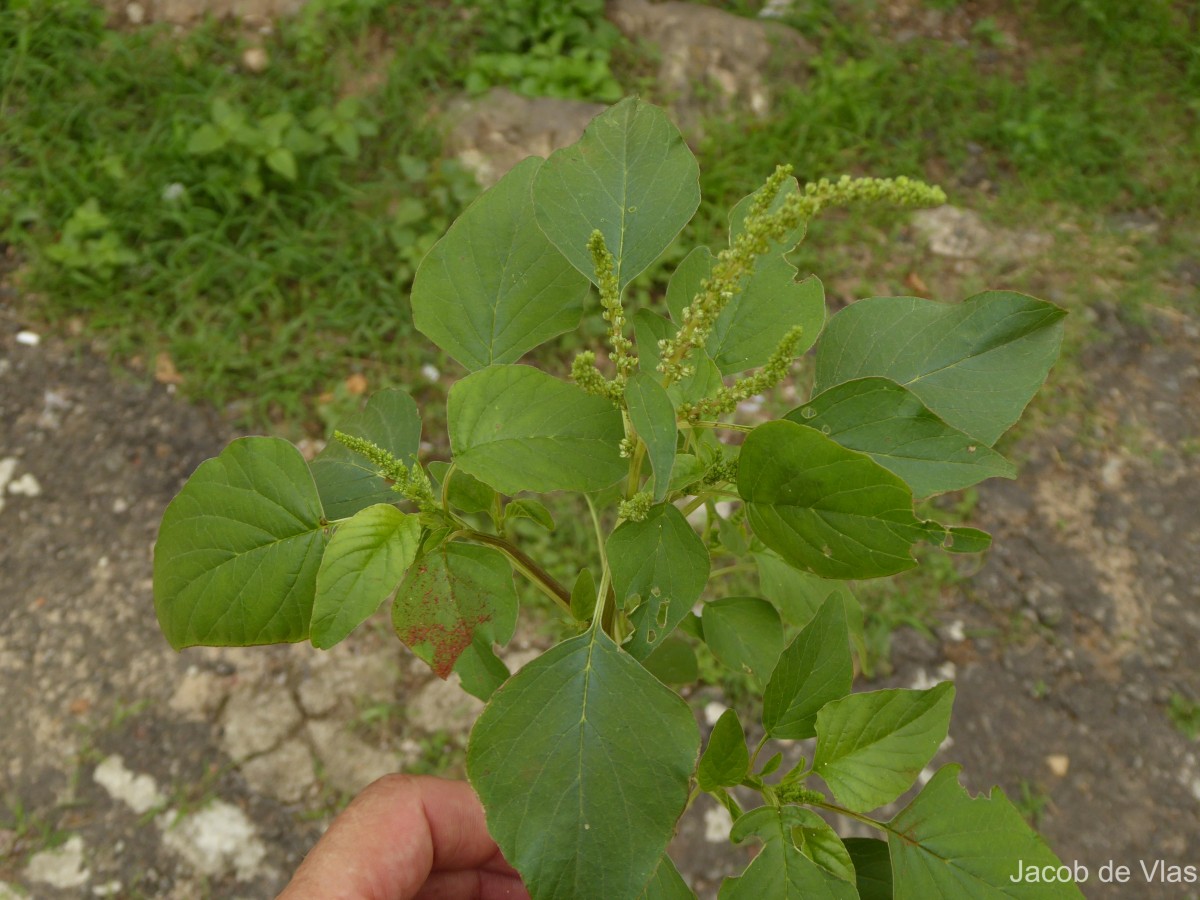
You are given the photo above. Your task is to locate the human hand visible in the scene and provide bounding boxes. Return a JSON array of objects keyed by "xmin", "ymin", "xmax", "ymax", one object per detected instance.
[{"xmin": 278, "ymin": 774, "xmax": 530, "ymax": 900}]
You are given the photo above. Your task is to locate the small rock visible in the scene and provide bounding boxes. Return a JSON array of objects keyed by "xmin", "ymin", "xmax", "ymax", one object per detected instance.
[
  {"xmin": 221, "ymin": 683, "xmax": 301, "ymax": 760},
  {"xmin": 940, "ymin": 619, "xmax": 966, "ymax": 643},
  {"xmin": 1100, "ymin": 455, "xmax": 1125, "ymax": 489},
  {"xmin": 406, "ymin": 675, "xmax": 484, "ymax": 738},
  {"xmin": 1046, "ymin": 754, "xmax": 1070, "ymax": 777},
  {"xmin": 703, "ymin": 701, "xmax": 727, "ymax": 727},
  {"xmin": 125, "ymin": 1, "xmax": 144, "ymax": 24},
  {"xmin": 0, "ymin": 458, "xmax": 17, "ymax": 513},
  {"xmin": 703, "ymin": 804, "xmax": 733, "ymax": 843},
  {"xmin": 169, "ymin": 667, "xmax": 231, "ymax": 721},
  {"xmin": 307, "ymin": 719, "xmax": 398, "ymax": 794},
  {"xmin": 239, "ymin": 738, "xmax": 315, "ymax": 803},
  {"xmin": 94, "ymin": 754, "xmax": 166, "ymax": 814},
  {"xmin": 7, "ymin": 473, "xmax": 41, "ymax": 497},
  {"xmin": 24, "ymin": 835, "xmax": 90, "ymax": 889},
  {"xmin": 15, "ymin": 330, "xmax": 40, "ymax": 346},
  {"xmin": 242, "ymin": 47, "xmax": 269, "ymax": 73},
  {"xmin": 445, "ymin": 89, "xmax": 605, "ymax": 188},
  {"xmin": 159, "ymin": 801, "xmax": 266, "ymax": 881}
]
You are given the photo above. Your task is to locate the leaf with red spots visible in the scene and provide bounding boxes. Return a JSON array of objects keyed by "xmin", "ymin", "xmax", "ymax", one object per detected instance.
[{"xmin": 392, "ymin": 543, "xmax": 517, "ymax": 679}]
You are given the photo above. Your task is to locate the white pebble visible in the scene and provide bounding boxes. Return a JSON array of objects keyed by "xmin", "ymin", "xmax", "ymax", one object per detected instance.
[
  {"xmin": 7, "ymin": 473, "xmax": 41, "ymax": 497},
  {"xmin": 703, "ymin": 701, "xmax": 727, "ymax": 727},
  {"xmin": 15, "ymin": 331, "xmax": 40, "ymax": 347}
]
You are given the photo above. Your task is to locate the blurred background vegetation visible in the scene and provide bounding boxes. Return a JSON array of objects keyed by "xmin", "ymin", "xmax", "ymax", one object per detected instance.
[{"xmin": 2, "ymin": 0, "xmax": 1196, "ymax": 678}]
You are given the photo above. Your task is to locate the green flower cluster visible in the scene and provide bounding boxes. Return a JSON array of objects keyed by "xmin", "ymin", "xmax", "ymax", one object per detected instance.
[
  {"xmin": 679, "ymin": 326, "xmax": 805, "ymax": 422},
  {"xmin": 589, "ymin": 229, "xmax": 637, "ymax": 380},
  {"xmin": 332, "ymin": 431, "xmax": 437, "ymax": 512},
  {"xmin": 617, "ymin": 491, "xmax": 653, "ymax": 522},
  {"xmin": 659, "ymin": 167, "xmax": 945, "ymax": 385}
]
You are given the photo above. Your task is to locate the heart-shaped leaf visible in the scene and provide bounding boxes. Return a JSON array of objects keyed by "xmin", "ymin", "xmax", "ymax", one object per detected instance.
[
  {"xmin": 392, "ymin": 542, "xmax": 517, "ymax": 679},
  {"xmin": 888, "ymin": 766, "xmax": 1085, "ymax": 898},
  {"xmin": 448, "ymin": 365, "xmax": 625, "ymax": 494},
  {"xmin": 533, "ymin": 98, "xmax": 700, "ymax": 290},
  {"xmin": 607, "ymin": 503, "xmax": 710, "ymax": 659},
  {"xmin": 412, "ymin": 156, "xmax": 589, "ymax": 370},
  {"xmin": 310, "ymin": 390, "xmax": 421, "ymax": 520},
  {"xmin": 468, "ymin": 628, "xmax": 699, "ymax": 900},
  {"xmin": 814, "ymin": 292, "xmax": 1066, "ymax": 446},
  {"xmin": 739, "ymin": 420, "xmax": 927, "ymax": 579},
  {"xmin": 154, "ymin": 437, "xmax": 326, "ymax": 649},
  {"xmin": 814, "ymin": 682, "xmax": 955, "ymax": 813},
  {"xmin": 788, "ymin": 376, "xmax": 1017, "ymax": 497}
]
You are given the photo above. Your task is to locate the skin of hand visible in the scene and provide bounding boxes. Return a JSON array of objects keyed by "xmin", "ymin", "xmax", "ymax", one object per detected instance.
[{"xmin": 277, "ymin": 774, "xmax": 530, "ymax": 900}]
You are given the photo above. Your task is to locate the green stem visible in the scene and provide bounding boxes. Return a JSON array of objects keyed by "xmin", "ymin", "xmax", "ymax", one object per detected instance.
[
  {"xmin": 812, "ymin": 800, "xmax": 893, "ymax": 835},
  {"xmin": 625, "ymin": 439, "xmax": 646, "ymax": 501},
  {"xmin": 749, "ymin": 733, "xmax": 771, "ymax": 769},
  {"xmin": 710, "ymin": 563, "xmax": 756, "ymax": 579},
  {"xmin": 586, "ymin": 496, "xmax": 617, "ymax": 637},
  {"xmin": 462, "ymin": 530, "xmax": 571, "ymax": 614},
  {"xmin": 692, "ymin": 420, "xmax": 753, "ymax": 432}
]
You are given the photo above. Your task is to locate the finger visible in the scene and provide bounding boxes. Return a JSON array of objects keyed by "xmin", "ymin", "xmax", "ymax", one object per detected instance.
[
  {"xmin": 278, "ymin": 774, "xmax": 518, "ymax": 900},
  {"xmin": 413, "ymin": 869, "xmax": 531, "ymax": 900}
]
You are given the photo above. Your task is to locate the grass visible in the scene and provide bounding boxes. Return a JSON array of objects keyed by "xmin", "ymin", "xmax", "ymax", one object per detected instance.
[{"xmin": 2, "ymin": 0, "xmax": 479, "ymax": 426}]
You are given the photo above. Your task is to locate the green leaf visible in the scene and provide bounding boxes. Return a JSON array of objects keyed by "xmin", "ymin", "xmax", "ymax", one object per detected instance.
[
  {"xmin": 663, "ymin": 245, "xmax": 712, "ymax": 324},
  {"xmin": 701, "ymin": 597, "xmax": 783, "ymax": 681},
  {"xmin": 311, "ymin": 504, "xmax": 421, "ymax": 649},
  {"xmin": 843, "ymin": 838, "xmax": 892, "ymax": 900},
  {"xmin": 763, "ymin": 594, "xmax": 853, "ymax": 740},
  {"xmin": 668, "ymin": 453, "xmax": 705, "ymax": 492},
  {"xmin": 697, "ymin": 709, "xmax": 750, "ymax": 791},
  {"xmin": 888, "ymin": 765, "xmax": 1085, "ymax": 898},
  {"xmin": 717, "ymin": 514, "xmax": 748, "ymax": 556},
  {"xmin": 310, "ymin": 390, "xmax": 422, "ymax": 520},
  {"xmin": 945, "ymin": 525, "xmax": 992, "ymax": 553},
  {"xmin": 813, "ymin": 292, "xmax": 1066, "ymax": 446},
  {"xmin": 570, "ymin": 567, "xmax": 597, "ymax": 622},
  {"xmin": 448, "ymin": 365, "xmax": 625, "ymax": 494},
  {"xmin": 468, "ymin": 628, "xmax": 700, "ymax": 900},
  {"xmin": 429, "ymin": 461, "xmax": 496, "ymax": 514},
  {"xmin": 504, "ymin": 498, "xmax": 555, "ymax": 531},
  {"xmin": 533, "ymin": 98, "xmax": 700, "ymax": 290},
  {"xmin": 755, "ymin": 553, "xmax": 870, "ymax": 674},
  {"xmin": 790, "ymin": 807, "xmax": 856, "ymax": 882},
  {"xmin": 454, "ymin": 634, "xmax": 511, "ymax": 702},
  {"xmin": 739, "ymin": 420, "xmax": 927, "ymax": 579},
  {"xmin": 392, "ymin": 542, "xmax": 517, "ymax": 679},
  {"xmin": 814, "ymin": 682, "xmax": 955, "ymax": 813},
  {"xmin": 787, "ymin": 377, "xmax": 1017, "ymax": 498},
  {"xmin": 412, "ymin": 157, "xmax": 589, "ymax": 370},
  {"xmin": 154, "ymin": 437, "xmax": 326, "ymax": 649},
  {"xmin": 639, "ymin": 854, "xmax": 695, "ymax": 900},
  {"xmin": 625, "ymin": 374, "xmax": 677, "ymax": 503},
  {"xmin": 186, "ymin": 123, "xmax": 227, "ymax": 155},
  {"xmin": 606, "ymin": 504, "xmax": 710, "ymax": 659},
  {"xmin": 265, "ymin": 147, "xmax": 297, "ymax": 181},
  {"xmin": 641, "ymin": 634, "xmax": 699, "ymax": 685},
  {"xmin": 719, "ymin": 807, "xmax": 858, "ymax": 900}
]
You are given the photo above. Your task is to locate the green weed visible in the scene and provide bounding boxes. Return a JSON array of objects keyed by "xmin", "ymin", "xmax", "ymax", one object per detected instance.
[{"xmin": 1, "ymin": 1, "xmax": 477, "ymax": 424}]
